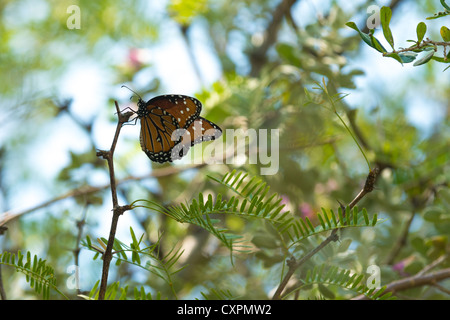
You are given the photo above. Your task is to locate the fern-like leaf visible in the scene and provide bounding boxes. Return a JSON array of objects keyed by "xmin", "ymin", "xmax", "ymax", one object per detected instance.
[
  {"xmin": 0, "ymin": 250, "xmax": 68, "ymax": 299},
  {"xmin": 82, "ymin": 230, "xmax": 185, "ymax": 299},
  {"xmin": 82, "ymin": 280, "xmax": 129, "ymax": 300},
  {"xmin": 132, "ymin": 170, "xmax": 382, "ymax": 256},
  {"xmin": 295, "ymin": 264, "xmax": 395, "ymax": 300},
  {"xmin": 200, "ymin": 288, "xmax": 236, "ymax": 300},
  {"xmin": 287, "ymin": 207, "xmax": 384, "ymax": 248}
]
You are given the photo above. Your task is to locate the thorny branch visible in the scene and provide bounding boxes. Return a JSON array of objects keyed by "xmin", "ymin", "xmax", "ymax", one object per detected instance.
[{"xmin": 96, "ymin": 101, "xmax": 133, "ymax": 300}]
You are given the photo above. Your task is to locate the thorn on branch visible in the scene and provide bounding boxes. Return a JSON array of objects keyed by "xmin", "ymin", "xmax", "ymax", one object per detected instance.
[
  {"xmin": 287, "ymin": 256, "xmax": 297, "ymax": 268},
  {"xmin": 364, "ymin": 167, "xmax": 380, "ymax": 193},
  {"xmin": 96, "ymin": 150, "xmax": 110, "ymax": 159},
  {"xmin": 118, "ymin": 111, "xmax": 134, "ymax": 124},
  {"xmin": 113, "ymin": 204, "xmax": 133, "ymax": 216},
  {"xmin": 329, "ymin": 232, "xmax": 339, "ymax": 242}
]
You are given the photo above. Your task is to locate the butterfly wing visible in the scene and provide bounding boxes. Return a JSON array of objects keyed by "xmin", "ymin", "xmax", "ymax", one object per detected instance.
[
  {"xmin": 138, "ymin": 105, "xmax": 181, "ymax": 163},
  {"xmin": 171, "ymin": 117, "xmax": 222, "ymax": 161},
  {"xmin": 136, "ymin": 95, "xmax": 220, "ymax": 163},
  {"xmin": 145, "ymin": 94, "xmax": 201, "ymax": 129},
  {"xmin": 187, "ymin": 117, "xmax": 222, "ymax": 145}
]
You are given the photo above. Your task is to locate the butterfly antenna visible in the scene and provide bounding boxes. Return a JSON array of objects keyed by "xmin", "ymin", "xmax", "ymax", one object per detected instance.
[{"xmin": 121, "ymin": 85, "xmax": 142, "ymax": 101}]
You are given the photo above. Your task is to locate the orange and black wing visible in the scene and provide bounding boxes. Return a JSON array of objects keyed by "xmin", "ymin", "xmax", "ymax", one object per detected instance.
[
  {"xmin": 171, "ymin": 117, "xmax": 222, "ymax": 161},
  {"xmin": 138, "ymin": 105, "xmax": 181, "ymax": 163},
  {"xmin": 136, "ymin": 94, "xmax": 220, "ymax": 163},
  {"xmin": 145, "ymin": 94, "xmax": 201, "ymax": 129}
]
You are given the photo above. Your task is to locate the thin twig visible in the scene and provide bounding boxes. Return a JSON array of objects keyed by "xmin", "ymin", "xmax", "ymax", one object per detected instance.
[
  {"xmin": 384, "ymin": 38, "xmax": 450, "ymax": 56},
  {"xmin": 0, "ymin": 264, "xmax": 5, "ymax": 300},
  {"xmin": 97, "ymin": 102, "xmax": 133, "ymax": 300},
  {"xmin": 417, "ymin": 255, "xmax": 447, "ymax": 276},
  {"xmin": 0, "ymin": 226, "xmax": 7, "ymax": 300},
  {"xmin": 384, "ymin": 212, "xmax": 415, "ymax": 265},
  {"xmin": 73, "ymin": 202, "xmax": 89, "ymax": 297},
  {"xmin": 271, "ymin": 167, "xmax": 379, "ymax": 300},
  {"xmin": 352, "ymin": 267, "xmax": 450, "ymax": 300},
  {"xmin": 250, "ymin": 0, "xmax": 297, "ymax": 76}
]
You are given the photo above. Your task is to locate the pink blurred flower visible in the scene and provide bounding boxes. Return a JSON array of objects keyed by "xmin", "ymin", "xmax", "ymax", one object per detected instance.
[{"xmin": 299, "ymin": 202, "xmax": 314, "ymax": 218}]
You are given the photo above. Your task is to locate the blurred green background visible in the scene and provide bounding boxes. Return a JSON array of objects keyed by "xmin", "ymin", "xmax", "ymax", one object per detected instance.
[{"xmin": 0, "ymin": 0, "xmax": 448, "ymax": 299}]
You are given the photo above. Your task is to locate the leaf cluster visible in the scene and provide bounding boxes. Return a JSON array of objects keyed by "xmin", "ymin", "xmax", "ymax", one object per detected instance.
[
  {"xmin": 83, "ymin": 229, "xmax": 185, "ymax": 299},
  {"xmin": 347, "ymin": 4, "xmax": 450, "ymax": 70},
  {"xmin": 84, "ymin": 280, "xmax": 163, "ymax": 300},
  {"xmin": 295, "ymin": 264, "xmax": 394, "ymax": 300},
  {"xmin": 0, "ymin": 250, "xmax": 67, "ymax": 299},
  {"xmin": 134, "ymin": 170, "xmax": 381, "ymax": 255}
]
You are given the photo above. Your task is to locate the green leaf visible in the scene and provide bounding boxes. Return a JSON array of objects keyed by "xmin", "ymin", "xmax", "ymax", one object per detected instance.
[
  {"xmin": 441, "ymin": 0, "xmax": 450, "ymax": 10},
  {"xmin": 416, "ymin": 22, "xmax": 427, "ymax": 43},
  {"xmin": 440, "ymin": 26, "xmax": 450, "ymax": 42},
  {"xmin": 130, "ymin": 227, "xmax": 138, "ymax": 247},
  {"xmin": 423, "ymin": 206, "xmax": 443, "ymax": 222},
  {"xmin": 372, "ymin": 213, "xmax": 378, "ymax": 226},
  {"xmin": 168, "ymin": 0, "xmax": 209, "ymax": 26},
  {"xmin": 352, "ymin": 207, "xmax": 358, "ymax": 225},
  {"xmin": 252, "ymin": 233, "xmax": 279, "ymax": 249},
  {"xmin": 277, "ymin": 43, "xmax": 302, "ymax": 67},
  {"xmin": 317, "ymin": 213, "xmax": 326, "ymax": 229},
  {"xmin": 413, "ymin": 50, "xmax": 435, "ymax": 66},
  {"xmin": 346, "ymin": 22, "xmax": 374, "ymax": 48},
  {"xmin": 369, "ymin": 33, "xmax": 387, "ymax": 53},
  {"xmin": 380, "ymin": 7, "xmax": 394, "ymax": 49},
  {"xmin": 88, "ymin": 280, "xmax": 100, "ymax": 299},
  {"xmin": 398, "ymin": 52, "xmax": 417, "ymax": 63},
  {"xmin": 318, "ymin": 284, "xmax": 335, "ymax": 299},
  {"xmin": 338, "ymin": 207, "xmax": 345, "ymax": 226},
  {"xmin": 322, "ymin": 208, "xmax": 333, "ymax": 228},
  {"xmin": 330, "ymin": 209, "xmax": 337, "ymax": 226},
  {"xmin": 363, "ymin": 208, "xmax": 369, "ymax": 225},
  {"xmin": 305, "ymin": 216, "xmax": 315, "ymax": 233},
  {"xmin": 0, "ymin": 250, "xmax": 66, "ymax": 299},
  {"xmin": 411, "ymin": 237, "xmax": 428, "ymax": 255}
]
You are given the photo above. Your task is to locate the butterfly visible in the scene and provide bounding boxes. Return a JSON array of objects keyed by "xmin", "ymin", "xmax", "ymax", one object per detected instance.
[{"xmin": 124, "ymin": 87, "xmax": 222, "ymax": 163}]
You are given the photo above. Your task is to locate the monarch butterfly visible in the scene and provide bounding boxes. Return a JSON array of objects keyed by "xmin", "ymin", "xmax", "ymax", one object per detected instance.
[{"xmin": 123, "ymin": 87, "xmax": 222, "ymax": 163}]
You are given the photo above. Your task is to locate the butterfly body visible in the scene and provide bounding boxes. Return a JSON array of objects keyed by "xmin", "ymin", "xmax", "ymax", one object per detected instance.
[{"xmin": 136, "ymin": 94, "xmax": 222, "ymax": 163}]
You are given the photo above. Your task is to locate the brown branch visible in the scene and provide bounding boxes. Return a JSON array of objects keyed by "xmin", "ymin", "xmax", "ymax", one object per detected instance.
[
  {"xmin": 384, "ymin": 38, "xmax": 450, "ymax": 56},
  {"xmin": 385, "ymin": 181, "xmax": 446, "ymax": 265},
  {"xmin": 271, "ymin": 167, "xmax": 380, "ymax": 300},
  {"xmin": 180, "ymin": 24, "xmax": 204, "ymax": 86},
  {"xmin": 72, "ymin": 202, "xmax": 89, "ymax": 297},
  {"xmin": 0, "ymin": 264, "xmax": 5, "ymax": 300},
  {"xmin": 0, "ymin": 226, "xmax": 7, "ymax": 300},
  {"xmin": 250, "ymin": 0, "xmax": 297, "ymax": 76},
  {"xmin": 352, "ymin": 267, "xmax": 450, "ymax": 300},
  {"xmin": 384, "ymin": 212, "xmax": 415, "ymax": 265},
  {"xmin": 97, "ymin": 102, "xmax": 133, "ymax": 300},
  {"xmin": 417, "ymin": 255, "xmax": 447, "ymax": 276}
]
